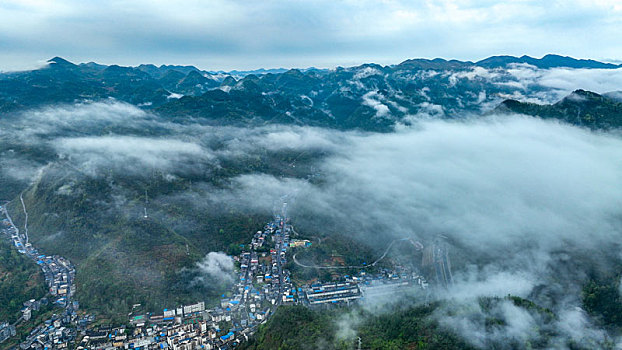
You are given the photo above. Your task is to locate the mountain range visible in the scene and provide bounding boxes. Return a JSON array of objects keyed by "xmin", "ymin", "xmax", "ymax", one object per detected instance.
[{"xmin": 1, "ymin": 54, "xmax": 621, "ymax": 132}]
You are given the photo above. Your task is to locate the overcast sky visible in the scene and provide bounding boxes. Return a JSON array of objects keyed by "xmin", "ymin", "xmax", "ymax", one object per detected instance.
[{"xmin": 1, "ymin": 0, "xmax": 621, "ymax": 71}]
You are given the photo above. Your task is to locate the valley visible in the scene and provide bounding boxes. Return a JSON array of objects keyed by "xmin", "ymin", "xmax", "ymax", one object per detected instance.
[{"xmin": 1, "ymin": 54, "xmax": 621, "ymax": 349}]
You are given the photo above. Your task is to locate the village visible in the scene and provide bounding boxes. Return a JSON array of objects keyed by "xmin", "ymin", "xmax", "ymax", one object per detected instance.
[
  {"xmin": 0, "ymin": 202, "xmax": 87, "ymax": 349},
  {"xmin": 1, "ymin": 202, "xmax": 431, "ymax": 350}
]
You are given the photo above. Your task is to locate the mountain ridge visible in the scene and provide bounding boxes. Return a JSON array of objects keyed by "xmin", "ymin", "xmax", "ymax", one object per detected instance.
[
  {"xmin": 1, "ymin": 54, "xmax": 620, "ymax": 132},
  {"xmin": 496, "ymin": 89, "xmax": 622, "ymax": 129},
  {"xmin": 14, "ymin": 53, "xmax": 622, "ymax": 76}
]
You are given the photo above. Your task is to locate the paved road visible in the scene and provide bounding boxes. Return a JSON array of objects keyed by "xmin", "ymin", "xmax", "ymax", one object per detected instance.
[
  {"xmin": 275, "ymin": 218, "xmax": 285, "ymax": 305},
  {"xmin": 19, "ymin": 192, "xmax": 29, "ymax": 244},
  {"xmin": 3, "ymin": 200, "xmax": 21, "ymax": 239}
]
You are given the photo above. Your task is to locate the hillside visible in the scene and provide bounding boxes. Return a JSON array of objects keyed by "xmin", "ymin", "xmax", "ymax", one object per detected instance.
[
  {"xmin": 240, "ymin": 303, "xmax": 474, "ymax": 350},
  {"xmin": 6, "ymin": 159, "xmax": 310, "ymax": 321},
  {"xmin": 241, "ymin": 295, "xmax": 588, "ymax": 350},
  {"xmin": 0, "ymin": 236, "xmax": 47, "ymax": 323},
  {"xmin": 496, "ymin": 89, "xmax": 622, "ymax": 129}
]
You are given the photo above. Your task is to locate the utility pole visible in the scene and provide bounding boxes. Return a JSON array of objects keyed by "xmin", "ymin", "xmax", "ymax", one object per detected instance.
[{"xmin": 143, "ymin": 190, "xmax": 149, "ymax": 218}]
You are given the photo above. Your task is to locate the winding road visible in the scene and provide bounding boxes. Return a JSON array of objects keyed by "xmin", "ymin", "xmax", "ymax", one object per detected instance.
[{"xmin": 19, "ymin": 192, "xmax": 29, "ymax": 244}]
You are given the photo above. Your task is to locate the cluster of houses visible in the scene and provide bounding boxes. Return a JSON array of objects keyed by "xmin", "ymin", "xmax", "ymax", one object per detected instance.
[
  {"xmin": 92, "ymin": 213, "xmax": 432, "ymax": 349},
  {"xmin": 78, "ymin": 321, "xmax": 254, "ymax": 350},
  {"xmin": 0, "ymin": 323, "xmax": 17, "ymax": 344},
  {"xmin": 3, "ymin": 199, "xmax": 432, "ymax": 349},
  {"xmin": 19, "ymin": 313, "xmax": 79, "ymax": 350},
  {"xmin": 1, "ymin": 205, "xmax": 76, "ymax": 307},
  {"xmin": 1, "ymin": 204, "xmax": 88, "ymax": 349},
  {"xmin": 40, "ymin": 255, "xmax": 75, "ymax": 306},
  {"xmin": 77, "ymin": 217, "xmax": 298, "ymax": 350}
]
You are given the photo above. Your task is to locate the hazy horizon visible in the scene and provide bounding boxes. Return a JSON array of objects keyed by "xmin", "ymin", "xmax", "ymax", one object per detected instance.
[
  {"xmin": 1, "ymin": 0, "xmax": 621, "ymax": 71},
  {"xmin": 2, "ymin": 52, "xmax": 621, "ymax": 74}
]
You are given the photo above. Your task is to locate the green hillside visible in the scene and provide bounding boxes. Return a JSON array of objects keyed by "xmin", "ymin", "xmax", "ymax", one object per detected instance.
[
  {"xmin": 3, "ymin": 139, "xmax": 324, "ymax": 321},
  {"xmin": 241, "ymin": 303, "xmax": 474, "ymax": 350},
  {"xmin": 6, "ymin": 172, "xmax": 263, "ymax": 321},
  {"xmin": 496, "ymin": 90, "xmax": 622, "ymax": 129},
  {"xmin": 0, "ymin": 237, "xmax": 46, "ymax": 323}
]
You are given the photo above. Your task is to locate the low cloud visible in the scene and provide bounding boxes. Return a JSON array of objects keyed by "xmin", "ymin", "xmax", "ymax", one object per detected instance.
[
  {"xmin": 54, "ymin": 135, "xmax": 212, "ymax": 175},
  {"xmin": 8, "ymin": 100, "xmax": 152, "ymax": 139},
  {"xmin": 221, "ymin": 125, "xmax": 342, "ymax": 157},
  {"xmin": 535, "ymin": 67, "xmax": 622, "ymax": 96},
  {"xmin": 0, "ymin": 154, "xmax": 44, "ymax": 182},
  {"xmin": 447, "ymin": 65, "xmax": 622, "ymax": 104},
  {"xmin": 223, "ymin": 116, "xmax": 622, "ymax": 256},
  {"xmin": 192, "ymin": 252, "xmax": 235, "ymax": 286},
  {"xmin": 334, "ymin": 312, "xmax": 363, "ymax": 341},
  {"xmin": 215, "ymin": 115, "xmax": 622, "ymax": 346},
  {"xmin": 437, "ymin": 299, "xmax": 540, "ymax": 348},
  {"xmin": 362, "ymin": 91, "xmax": 391, "ymax": 118}
]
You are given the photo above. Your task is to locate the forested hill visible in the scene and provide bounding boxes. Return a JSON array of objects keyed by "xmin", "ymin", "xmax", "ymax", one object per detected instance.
[
  {"xmin": 240, "ymin": 304, "xmax": 475, "ymax": 350},
  {"xmin": 496, "ymin": 89, "xmax": 622, "ymax": 129}
]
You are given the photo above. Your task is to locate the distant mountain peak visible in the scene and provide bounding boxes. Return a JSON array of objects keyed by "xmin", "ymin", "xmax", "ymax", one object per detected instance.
[
  {"xmin": 570, "ymin": 89, "xmax": 596, "ymax": 96},
  {"xmin": 396, "ymin": 57, "xmax": 472, "ymax": 70},
  {"xmin": 159, "ymin": 64, "xmax": 200, "ymax": 71},
  {"xmin": 220, "ymin": 76, "xmax": 237, "ymax": 86},
  {"xmin": 477, "ymin": 54, "xmax": 620, "ymax": 69},
  {"xmin": 47, "ymin": 56, "xmax": 76, "ymax": 67},
  {"xmin": 559, "ymin": 89, "xmax": 598, "ymax": 103}
]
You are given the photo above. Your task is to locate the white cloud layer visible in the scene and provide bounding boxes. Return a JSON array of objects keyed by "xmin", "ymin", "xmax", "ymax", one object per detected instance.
[
  {"xmin": 55, "ymin": 135, "xmax": 210, "ymax": 175},
  {"xmin": 231, "ymin": 116, "xmax": 622, "ymax": 256},
  {"xmin": 192, "ymin": 252, "xmax": 235, "ymax": 285}
]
